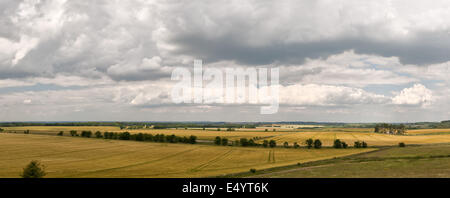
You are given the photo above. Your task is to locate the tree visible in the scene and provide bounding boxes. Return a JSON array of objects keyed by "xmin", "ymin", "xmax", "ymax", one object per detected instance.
[
  {"xmin": 119, "ymin": 132, "xmax": 131, "ymax": 140},
  {"xmin": 283, "ymin": 142, "xmax": 289, "ymax": 148},
  {"xmin": 362, "ymin": 141, "xmax": 368, "ymax": 148},
  {"xmin": 57, "ymin": 131, "xmax": 64, "ymax": 136},
  {"xmin": 94, "ymin": 131, "xmax": 102, "ymax": 138},
  {"xmin": 70, "ymin": 130, "xmax": 77, "ymax": 137},
  {"xmin": 269, "ymin": 140, "xmax": 276, "ymax": 148},
  {"xmin": 189, "ymin": 135, "xmax": 197, "ymax": 144},
  {"xmin": 248, "ymin": 139, "xmax": 256, "ymax": 146},
  {"xmin": 135, "ymin": 133, "xmax": 144, "ymax": 141},
  {"xmin": 81, "ymin": 131, "xmax": 92, "ymax": 138},
  {"xmin": 240, "ymin": 138, "xmax": 249, "ymax": 146},
  {"xmin": 342, "ymin": 142, "xmax": 348, "ymax": 149},
  {"xmin": 305, "ymin": 138, "xmax": 314, "ymax": 149},
  {"xmin": 21, "ymin": 160, "xmax": 46, "ymax": 178},
  {"xmin": 262, "ymin": 140, "xmax": 269, "ymax": 148},
  {"xmin": 293, "ymin": 142, "xmax": 300, "ymax": 148},
  {"xmin": 313, "ymin": 139, "xmax": 322, "ymax": 149},
  {"xmin": 221, "ymin": 138, "xmax": 228, "ymax": 146},
  {"xmin": 333, "ymin": 139, "xmax": 343, "ymax": 148},
  {"xmin": 354, "ymin": 141, "xmax": 362, "ymax": 148},
  {"xmin": 24, "ymin": 130, "xmax": 30, "ymax": 134},
  {"xmin": 399, "ymin": 142, "xmax": 406, "ymax": 147},
  {"xmin": 214, "ymin": 136, "xmax": 222, "ymax": 145},
  {"xmin": 0, "ymin": 128, "xmax": 4, "ymax": 132}
]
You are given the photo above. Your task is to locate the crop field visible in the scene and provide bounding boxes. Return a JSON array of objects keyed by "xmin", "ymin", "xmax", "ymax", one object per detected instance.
[
  {"xmin": 406, "ymin": 129, "xmax": 450, "ymax": 135},
  {"xmin": 255, "ymin": 131, "xmax": 450, "ymax": 146},
  {"xmin": 243, "ymin": 144, "xmax": 450, "ymax": 178},
  {"xmin": 4, "ymin": 126, "xmax": 450, "ymax": 146},
  {"xmin": 2, "ymin": 126, "xmax": 289, "ymax": 141},
  {"xmin": 0, "ymin": 133, "xmax": 374, "ymax": 178}
]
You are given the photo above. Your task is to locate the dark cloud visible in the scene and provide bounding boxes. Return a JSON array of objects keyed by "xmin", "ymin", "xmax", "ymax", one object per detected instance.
[{"xmin": 170, "ymin": 33, "xmax": 450, "ymax": 66}]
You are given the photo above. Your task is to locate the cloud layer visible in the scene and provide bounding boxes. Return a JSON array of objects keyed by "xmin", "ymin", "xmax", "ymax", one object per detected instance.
[{"xmin": 0, "ymin": 0, "xmax": 449, "ymax": 122}]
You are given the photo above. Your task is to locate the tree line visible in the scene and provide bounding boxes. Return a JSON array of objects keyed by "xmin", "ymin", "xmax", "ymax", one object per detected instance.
[
  {"xmin": 213, "ymin": 136, "xmax": 368, "ymax": 149},
  {"xmin": 374, "ymin": 124, "xmax": 407, "ymax": 135},
  {"xmin": 63, "ymin": 130, "xmax": 197, "ymax": 144}
]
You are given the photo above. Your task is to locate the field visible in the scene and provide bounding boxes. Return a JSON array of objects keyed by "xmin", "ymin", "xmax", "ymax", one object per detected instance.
[
  {"xmin": 242, "ymin": 144, "xmax": 450, "ymax": 178},
  {"xmin": 0, "ymin": 133, "xmax": 373, "ymax": 178},
  {"xmin": 2, "ymin": 126, "xmax": 450, "ymax": 178},
  {"xmin": 254, "ymin": 131, "xmax": 450, "ymax": 146},
  {"xmin": 4, "ymin": 126, "xmax": 450, "ymax": 146}
]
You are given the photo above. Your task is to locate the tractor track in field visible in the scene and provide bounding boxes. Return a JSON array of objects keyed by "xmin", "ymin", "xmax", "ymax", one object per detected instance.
[
  {"xmin": 190, "ymin": 148, "xmax": 235, "ymax": 172},
  {"xmin": 246, "ymin": 164, "xmax": 336, "ymax": 178},
  {"xmin": 71, "ymin": 147, "xmax": 200, "ymax": 177},
  {"xmin": 0, "ymin": 144, "xmax": 128, "ymax": 161},
  {"xmin": 267, "ymin": 150, "xmax": 276, "ymax": 163}
]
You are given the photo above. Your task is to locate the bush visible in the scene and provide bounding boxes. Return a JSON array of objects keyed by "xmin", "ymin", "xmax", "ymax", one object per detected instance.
[
  {"xmin": 81, "ymin": 131, "xmax": 92, "ymax": 138},
  {"xmin": 362, "ymin": 141, "xmax": 368, "ymax": 148},
  {"xmin": 135, "ymin": 133, "xmax": 144, "ymax": 141},
  {"xmin": 354, "ymin": 141, "xmax": 362, "ymax": 148},
  {"xmin": 262, "ymin": 140, "xmax": 269, "ymax": 148},
  {"xmin": 283, "ymin": 142, "xmax": 289, "ymax": 148},
  {"xmin": 305, "ymin": 138, "xmax": 314, "ymax": 149},
  {"xmin": 24, "ymin": 130, "xmax": 30, "ymax": 134},
  {"xmin": 313, "ymin": 139, "xmax": 322, "ymax": 149},
  {"xmin": 221, "ymin": 138, "xmax": 229, "ymax": 146},
  {"xmin": 269, "ymin": 140, "xmax": 276, "ymax": 148},
  {"xmin": 189, "ymin": 135, "xmax": 197, "ymax": 144},
  {"xmin": 399, "ymin": 142, "xmax": 406, "ymax": 147},
  {"xmin": 94, "ymin": 131, "xmax": 102, "ymax": 138},
  {"xmin": 342, "ymin": 142, "xmax": 348, "ymax": 149},
  {"xmin": 70, "ymin": 130, "xmax": 77, "ymax": 137},
  {"xmin": 119, "ymin": 132, "xmax": 131, "ymax": 140},
  {"xmin": 333, "ymin": 139, "xmax": 342, "ymax": 148},
  {"xmin": 240, "ymin": 138, "xmax": 249, "ymax": 146},
  {"xmin": 21, "ymin": 160, "xmax": 46, "ymax": 178},
  {"xmin": 214, "ymin": 136, "xmax": 222, "ymax": 145},
  {"xmin": 293, "ymin": 142, "xmax": 300, "ymax": 148},
  {"xmin": 0, "ymin": 128, "xmax": 4, "ymax": 132},
  {"xmin": 57, "ymin": 131, "xmax": 64, "ymax": 136},
  {"xmin": 250, "ymin": 168, "xmax": 256, "ymax": 173}
]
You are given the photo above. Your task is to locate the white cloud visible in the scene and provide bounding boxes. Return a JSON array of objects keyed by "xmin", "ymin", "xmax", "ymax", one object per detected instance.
[
  {"xmin": 280, "ymin": 84, "xmax": 388, "ymax": 106},
  {"xmin": 392, "ymin": 84, "xmax": 433, "ymax": 106}
]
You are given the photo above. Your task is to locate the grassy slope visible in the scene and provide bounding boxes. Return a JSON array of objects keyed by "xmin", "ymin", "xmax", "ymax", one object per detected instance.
[
  {"xmin": 239, "ymin": 144, "xmax": 450, "ymax": 178},
  {"xmin": 0, "ymin": 133, "xmax": 372, "ymax": 178}
]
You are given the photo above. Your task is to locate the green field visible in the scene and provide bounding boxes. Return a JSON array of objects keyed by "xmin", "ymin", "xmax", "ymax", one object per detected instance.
[
  {"xmin": 0, "ymin": 133, "xmax": 373, "ymax": 178},
  {"xmin": 239, "ymin": 144, "xmax": 450, "ymax": 178}
]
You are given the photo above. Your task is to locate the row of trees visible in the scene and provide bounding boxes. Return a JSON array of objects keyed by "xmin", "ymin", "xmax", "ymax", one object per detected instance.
[
  {"xmin": 374, "ymin": 124, "xmax": 407, "ymax": 135},
  {"xmin": 67, "ymin": 130, "xmax": 197, "ymax": 144},
  {"xmin": 213, "ymin": 136, "xmax": 370, "ymax": 149}
]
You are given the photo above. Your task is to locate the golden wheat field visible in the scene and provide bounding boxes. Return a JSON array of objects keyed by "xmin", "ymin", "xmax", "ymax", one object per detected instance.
[
  {"xmin": 254, "ymin": 131, "xmax": 450, "ymax": 146},
  {"xmin": 0, "ymin": 133, "xmax": 373, "ymax": 178},
  {"xmin": 4, "ymin": 126, "xmax": 450, "ymax": 146},
  {"xmin": 3, "ymin": 126, "xmax": 450, "ymax": 146}
]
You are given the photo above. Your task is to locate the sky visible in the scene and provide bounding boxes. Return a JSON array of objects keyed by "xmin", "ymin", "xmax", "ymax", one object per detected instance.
[{"xmin": 0, "ymin": 0, "xmax": 449, "ymax": 122}]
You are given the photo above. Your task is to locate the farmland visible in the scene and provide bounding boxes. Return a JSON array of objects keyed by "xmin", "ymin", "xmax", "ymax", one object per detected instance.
[
  {"xmin": 4, "ymin": 126, "xmax": 450, "ymax": 146},
  {"xmin": 0, "ymin": 133, "xmax": 372, "ymax": 178},
  {"xmin": 2, "ymin": 125, "xmax": 450, "ymax": 178},
  {"xmin": 241, "ymin": 143, "xmax": 450, "ymax": 178}
]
